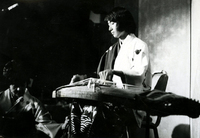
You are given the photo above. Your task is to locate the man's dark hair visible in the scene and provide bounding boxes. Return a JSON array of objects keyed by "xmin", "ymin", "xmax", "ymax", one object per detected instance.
[
  {"xmin": 104, "ymin": 7, "xmax": 137, "ymax": 34},
  {"xmin": 3, "ymin": 60, "xmax": 29, "ymax": 85}
]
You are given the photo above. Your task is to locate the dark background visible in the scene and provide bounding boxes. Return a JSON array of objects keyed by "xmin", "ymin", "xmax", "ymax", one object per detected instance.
[{"xmin": 0, "ymin": 0, "xmax": 116, "ymax": 99}]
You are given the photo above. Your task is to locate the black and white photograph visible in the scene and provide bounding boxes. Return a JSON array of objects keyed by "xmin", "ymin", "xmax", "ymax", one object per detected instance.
[{"xmin": 0, "ymin": 0, "xmax": 199, "ymax": 138}]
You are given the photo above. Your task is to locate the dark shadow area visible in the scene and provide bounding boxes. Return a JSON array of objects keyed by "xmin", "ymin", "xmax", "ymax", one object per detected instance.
[
  {"xmin": 171, "ymin": 124, "xmax": 190, "ymax": 138},
  {"xmin": 0, "ymin": 0, "xmax": 115, "ymax": 99},
  {"xmin": 44, "ymin": 99, "xmax": 70, "ymax": 123}
]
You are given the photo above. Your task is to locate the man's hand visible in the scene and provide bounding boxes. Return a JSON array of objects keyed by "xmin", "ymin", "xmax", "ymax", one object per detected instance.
[
  {"xmin": 69, "ymin": 74, "xmax": 87, "ymax": 84},
  {"xmin": 98, "ymin": 69, "xmax": 113, "ymax": 81}
]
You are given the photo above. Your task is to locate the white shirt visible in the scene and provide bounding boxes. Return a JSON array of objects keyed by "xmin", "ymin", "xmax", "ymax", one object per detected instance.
[{"xmin": 112, "ymin": 34, "xmax": 151, "ymax": 90}]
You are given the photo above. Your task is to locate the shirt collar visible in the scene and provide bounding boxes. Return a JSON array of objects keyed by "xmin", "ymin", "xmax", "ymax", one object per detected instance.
[{"xmin": 119, "ymin": 33, "xmax": 136, "ymax": 46}]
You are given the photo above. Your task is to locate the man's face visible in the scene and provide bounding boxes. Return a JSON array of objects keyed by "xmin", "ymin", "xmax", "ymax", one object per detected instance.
[{"xmin": 107, "ymin": 21, "xmax": 125, "ymax": 38}]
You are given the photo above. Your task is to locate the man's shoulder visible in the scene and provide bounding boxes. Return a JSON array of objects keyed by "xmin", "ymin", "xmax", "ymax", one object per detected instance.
[
  {"xmin": 134, "ymin": 37, "xmax": 147, "ymax": 45},
  {"xmin": 132, "ymin": 37, "xmax": 148, "ymax": 51}
]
